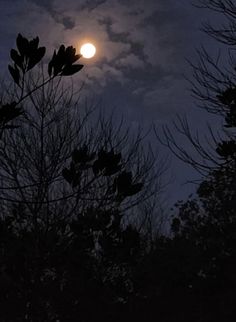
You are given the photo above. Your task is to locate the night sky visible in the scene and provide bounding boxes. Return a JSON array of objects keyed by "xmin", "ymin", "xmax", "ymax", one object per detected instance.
[{"xmin": 0, "ymin": 0, "xmax": 221, "ymax": 203}]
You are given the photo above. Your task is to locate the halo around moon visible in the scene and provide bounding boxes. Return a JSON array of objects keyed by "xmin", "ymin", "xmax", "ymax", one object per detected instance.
[{"xmin": 80, "ymin": 43, "xmax": 96, "ymax": 59}]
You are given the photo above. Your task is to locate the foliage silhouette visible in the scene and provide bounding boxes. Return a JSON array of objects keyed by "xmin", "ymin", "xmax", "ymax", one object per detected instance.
[
  {"xmin": 1, "ymin": 33, "xmax": 83, "ymax": 137},
  {"xmin": 157, "ymin": 2, "xmax": 236, "ymax": 320},
  {"xmin": 0, "ymin": 34, "xmax": 164, "ymax": 322}
]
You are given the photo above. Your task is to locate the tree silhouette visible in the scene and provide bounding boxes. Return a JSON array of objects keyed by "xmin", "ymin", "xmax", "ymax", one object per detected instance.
[
  {"xmin": 154, "ymin": 2, "xmax": 236, "ymax": 320},
  {"xmin": 156, "ymin": 1, "xmax": 236, "ymax": 175},
  {"xmin": 149, "ymin": 2, "xmax": 236, "ymax": 321},
  {"xmin": 0, "ymin": 34, "xmax": 164, "ymax": 321}
]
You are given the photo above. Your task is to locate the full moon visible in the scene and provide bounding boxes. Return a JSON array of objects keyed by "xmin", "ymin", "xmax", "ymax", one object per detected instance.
[{"xmin": 80, "ymin": 43, "xmax": 96, "ymax": 59}]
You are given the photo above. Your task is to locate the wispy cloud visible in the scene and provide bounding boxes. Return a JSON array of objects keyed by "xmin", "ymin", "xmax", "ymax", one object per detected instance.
[{"xmin": 0, "ymin": 0, "xmax": 199, "ymax": 121}]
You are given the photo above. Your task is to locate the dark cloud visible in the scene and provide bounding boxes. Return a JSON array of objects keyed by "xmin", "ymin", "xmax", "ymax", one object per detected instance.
[
  {"xmin": 29, "ymin": 0, "xmax": 54, "ymax": 12},
  {"xmin": 61, "ymin": 16, "xmax": 75, "ymax": 29},
  {"xmin": 28, "ymin": 0, "xmax": 75, "ymax": 29}
]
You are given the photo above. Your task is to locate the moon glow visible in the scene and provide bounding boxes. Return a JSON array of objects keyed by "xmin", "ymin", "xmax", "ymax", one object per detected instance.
[{"xmin": 80, "ymin": 43, "xmax": 96, "ymax": 59}]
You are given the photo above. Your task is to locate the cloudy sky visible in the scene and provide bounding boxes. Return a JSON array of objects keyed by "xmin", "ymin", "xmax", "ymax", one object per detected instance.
[{"xmin": 0, "ymin": 0, "xmax": 221, "ymax": 202}]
